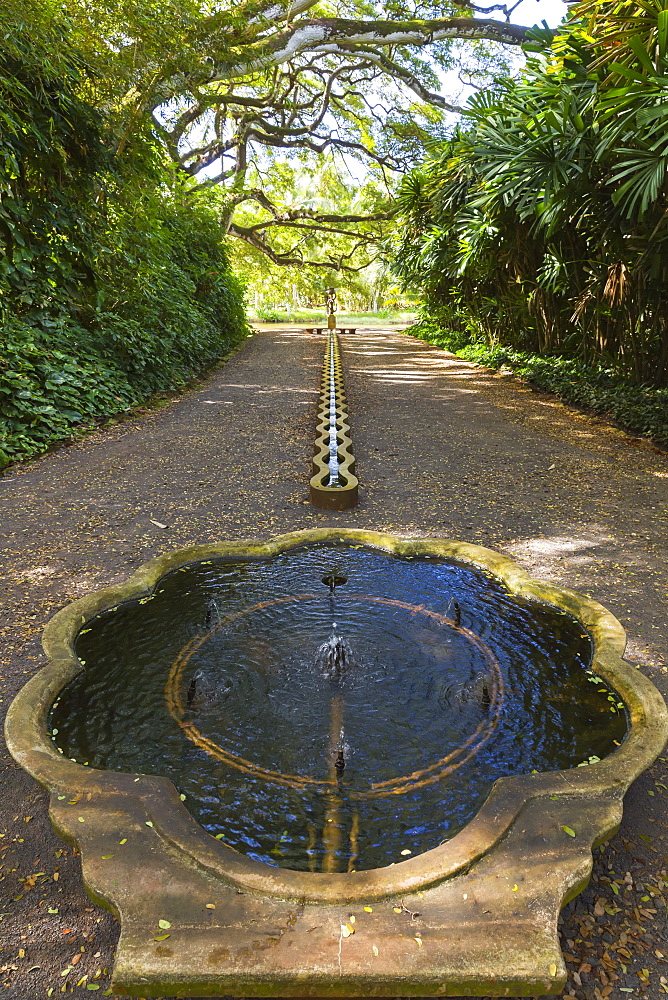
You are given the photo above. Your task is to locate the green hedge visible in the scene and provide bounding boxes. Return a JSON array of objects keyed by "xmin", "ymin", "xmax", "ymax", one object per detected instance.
[
  {"xmin": 0, "ymin": 7, "xmax": 248, "ymax": 469},
  {"xmin": 0, "ymin": 195, "xmax": 248, "ymax": 469}
]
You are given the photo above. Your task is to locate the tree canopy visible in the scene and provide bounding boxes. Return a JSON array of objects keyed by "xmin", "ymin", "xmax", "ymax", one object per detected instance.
[{"xmin": 52, "ymin": 0, "xmax": 532, "ymax": 269}]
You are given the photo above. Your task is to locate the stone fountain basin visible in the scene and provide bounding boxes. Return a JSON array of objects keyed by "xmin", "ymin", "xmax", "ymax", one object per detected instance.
[{"xmin": 5, "ymin": 529, "xmax": 668, "ymax": 998}]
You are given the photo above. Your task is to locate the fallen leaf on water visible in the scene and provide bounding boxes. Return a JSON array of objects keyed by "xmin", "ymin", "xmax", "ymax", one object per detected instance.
[
  {"xmin": 149, "ymin": 519, "xmax": 168, "ymax": 529},
  {"xmin": 400, "ymin": 849, "xmax": 412, "ymax": 855}
]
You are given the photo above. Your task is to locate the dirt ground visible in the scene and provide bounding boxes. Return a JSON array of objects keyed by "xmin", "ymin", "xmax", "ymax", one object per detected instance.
[{"xmin": 0, "ymin": 328, "xmax": 666, "ymax": 1000}]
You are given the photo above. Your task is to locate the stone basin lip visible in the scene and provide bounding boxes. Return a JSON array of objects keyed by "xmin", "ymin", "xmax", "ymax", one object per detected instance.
[{"xmin": 5, "ymin": 528, "xmax": 668, "ymax": 909}]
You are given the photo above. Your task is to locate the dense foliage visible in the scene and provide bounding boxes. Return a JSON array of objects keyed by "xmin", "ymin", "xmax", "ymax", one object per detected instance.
[
  {"xmin": 0, "ymin": 2, "xmax": 247, "ymax": 468},
  {"xmin": 394, "ymin": 1, "xmax": 668, "ymax": 391}
]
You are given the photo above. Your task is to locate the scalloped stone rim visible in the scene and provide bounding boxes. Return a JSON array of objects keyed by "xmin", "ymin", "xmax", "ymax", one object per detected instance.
[
  {"xmin": 6, "ymin": 528, "xmax": 668, "ymax": 903},
  {"xmin": 5, "ymin": 529, "xmax": 668, "ymax": 998}
]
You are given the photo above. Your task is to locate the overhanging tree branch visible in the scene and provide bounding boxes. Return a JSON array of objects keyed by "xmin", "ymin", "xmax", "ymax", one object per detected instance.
[{"xmin": 150, "ymin": 16, "xmax": 529, "ymax": 105}]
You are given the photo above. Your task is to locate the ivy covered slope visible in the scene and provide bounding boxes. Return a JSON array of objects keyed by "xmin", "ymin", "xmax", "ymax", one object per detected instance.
[
  {"xmin": 0, "ymin": 4, "xmax": 247, "ymax": 469},
  {"xmin": 393, "ymin": 1, "xmax": 668, "ymax": 447}
]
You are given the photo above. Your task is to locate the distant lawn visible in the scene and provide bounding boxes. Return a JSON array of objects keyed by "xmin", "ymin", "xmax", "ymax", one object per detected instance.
[{"xmin": 250, "ymin": 309, "xmax": 417, "ymax": 326}]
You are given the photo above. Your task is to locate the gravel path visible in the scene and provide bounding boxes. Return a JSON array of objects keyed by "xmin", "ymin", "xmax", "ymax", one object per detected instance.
[{"xmin": 0, "ymin": 328, "xmax": 666, "ymax": 999}]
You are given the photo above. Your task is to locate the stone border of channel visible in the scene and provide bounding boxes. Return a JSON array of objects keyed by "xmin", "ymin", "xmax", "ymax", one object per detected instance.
[
  {"xmin": 5, "ymin": 529, "xmax": 668, "ymax": 997},
  {"xmin": 310, "ymin": 330, "xmax": 359, "ymax": 509}
]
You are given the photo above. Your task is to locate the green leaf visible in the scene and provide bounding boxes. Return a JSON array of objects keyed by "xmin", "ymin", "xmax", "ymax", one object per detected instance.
[
  {"xmin": 658, "ymin": 9, "xmax": 668, "ymax": 63},
  {"xmin": 562, "ymin": 826, "xmax": 576, "ymax": 838},
  {"xmin": 158, "ymin": 919, "xmax": 171, "ymax": 929}
]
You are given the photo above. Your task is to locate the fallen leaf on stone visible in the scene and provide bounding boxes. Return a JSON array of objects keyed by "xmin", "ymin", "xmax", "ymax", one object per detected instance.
[
  {"xmin": 562, "ymin": 826, "xmax": 576, "ymax": 837},
  {"xmin": 158, "ymin": 920, "xmax": 171, "ymax": 929}
]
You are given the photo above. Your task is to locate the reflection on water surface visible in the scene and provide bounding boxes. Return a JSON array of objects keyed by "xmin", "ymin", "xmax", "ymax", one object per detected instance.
[{"xmin": 50, "ymin": 545, "xmax": 627, "ymax": 872}]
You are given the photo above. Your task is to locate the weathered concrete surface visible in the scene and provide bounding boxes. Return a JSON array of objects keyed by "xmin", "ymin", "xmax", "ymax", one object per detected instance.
[{"xmin": 0, "ymin": 329, "xmax": 667, "ymax": 999}]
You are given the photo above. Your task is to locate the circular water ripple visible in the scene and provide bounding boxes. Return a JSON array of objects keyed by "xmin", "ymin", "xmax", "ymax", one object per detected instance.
[{"xmin": 50, "ymin": 544, "xmax": 628, "ymax": 872}]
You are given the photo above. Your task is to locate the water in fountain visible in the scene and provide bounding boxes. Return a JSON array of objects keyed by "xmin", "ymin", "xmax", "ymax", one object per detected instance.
[{"xmin": 49, "ymin": 544, "xmax": 628, "ymax": 873}]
